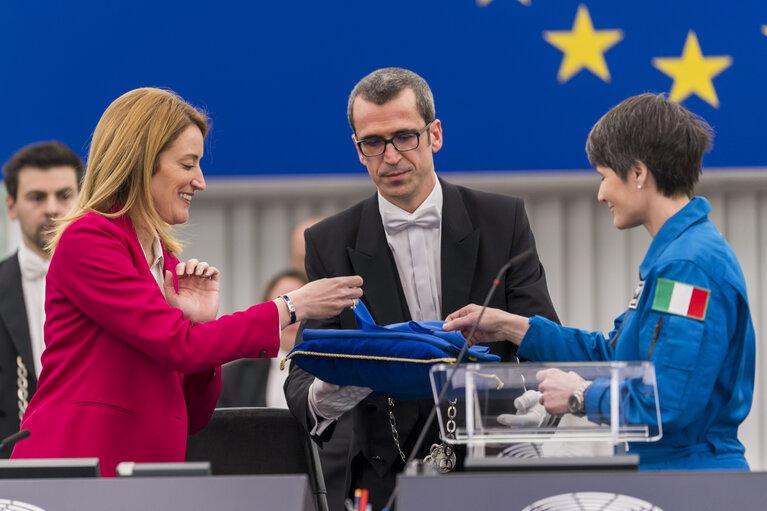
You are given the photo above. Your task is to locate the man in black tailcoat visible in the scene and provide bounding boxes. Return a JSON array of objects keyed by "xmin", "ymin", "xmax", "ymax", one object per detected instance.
[{"xmin": 285, "ymin": 67, "xmax": 559, "ymax": 509}]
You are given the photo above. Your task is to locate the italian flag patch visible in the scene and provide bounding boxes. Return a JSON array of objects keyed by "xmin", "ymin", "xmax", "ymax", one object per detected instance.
[{"xmin": 651, "ymin": 278, "xmax": 710, "ymax": 321}]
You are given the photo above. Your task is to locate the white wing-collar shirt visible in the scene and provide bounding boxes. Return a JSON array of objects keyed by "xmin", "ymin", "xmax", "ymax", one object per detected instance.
[
  {"xmin": 17, "ymin": 242, "xmax": 50, "ymax": 377},
  {"xmin": 378, "ymin": 178, "xmax": 443, "ymax": 321},
  {"xmin": 309, "ymin": 179, "xmax": 445, "ymax": 436}
]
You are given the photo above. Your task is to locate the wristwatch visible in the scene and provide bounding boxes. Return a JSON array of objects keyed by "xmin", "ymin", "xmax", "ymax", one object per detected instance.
[{"xmin": 567, "ymin": 381, "xmax": 592, "ymax": 417}]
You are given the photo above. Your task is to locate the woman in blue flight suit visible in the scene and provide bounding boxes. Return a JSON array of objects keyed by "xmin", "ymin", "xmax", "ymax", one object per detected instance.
[{"xmin": 443, "ymin": 93, "xmax": 755, "ymax": 470}]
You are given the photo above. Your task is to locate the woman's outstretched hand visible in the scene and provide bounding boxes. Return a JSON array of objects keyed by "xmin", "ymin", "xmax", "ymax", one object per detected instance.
[
  {"xmin": 164, "ymin": 259, "xmax": 220, "ymax": 323},
  {"xmin": 276, "ymin": 276, "xmax": 363, "ymax": 328}
]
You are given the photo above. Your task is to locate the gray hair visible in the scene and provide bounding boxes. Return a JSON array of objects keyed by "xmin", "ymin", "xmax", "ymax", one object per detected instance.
[{"xmin": 347, "ymin": 67, "xmax": 435, "ymax": 133}]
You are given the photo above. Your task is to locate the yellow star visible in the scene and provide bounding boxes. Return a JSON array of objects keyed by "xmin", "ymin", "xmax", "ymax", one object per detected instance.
[
  {"xmin": 762, "ymin": 25, "xmax": 767, "ymax": 37},
  {"xmin": 652, "ymin": 31, "xmax": 732, "ymax": 108},
  {"xmin": 543, "ymin": 4, "xmax": 623, "ymax": 83}
]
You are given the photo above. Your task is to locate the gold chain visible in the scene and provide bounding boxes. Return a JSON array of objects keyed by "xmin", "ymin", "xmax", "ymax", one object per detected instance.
[
  {"xmin": 446, "ymin": 399, "xmax": 457, "ymax": 437},
  {"xmin": 387, "ymin": 397, "xmax": 458, "ymax": 472},
  {"xmin": 388, "ymin": 398, "xmax": 409, "ymax": 464},
  {"xmin": 16, "ymin": 356, "xmax": 29, "ymax": 422}
]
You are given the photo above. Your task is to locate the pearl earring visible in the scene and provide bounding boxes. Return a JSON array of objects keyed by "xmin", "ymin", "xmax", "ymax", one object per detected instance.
[{"xmin": 637, "ymin": 185, "xmax": 642, "ymax": 190}]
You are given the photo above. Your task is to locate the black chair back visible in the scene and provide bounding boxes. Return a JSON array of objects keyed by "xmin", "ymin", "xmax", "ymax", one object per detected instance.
[{"xmin": 186, "ymin": 407, "xmax": 328, "ymax": 511}]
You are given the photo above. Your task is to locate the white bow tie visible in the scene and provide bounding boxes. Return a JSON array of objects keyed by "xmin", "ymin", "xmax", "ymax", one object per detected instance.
[
  {"xmin": 19, "ymin": 250, "xmax": 48, "ymax": 281},
  {"xmin": 383, "ymin": 205, "xmax": 440, "ymax": 235}
]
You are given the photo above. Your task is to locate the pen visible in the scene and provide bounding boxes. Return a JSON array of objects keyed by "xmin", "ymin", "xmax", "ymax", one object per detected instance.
[
  {"xmin": 354, "ymin": 488, "xmax": 361, "ymax": 511},
  {"xmin": 359, "ymin": 488, "xmax": 369, "ymax": 511}
]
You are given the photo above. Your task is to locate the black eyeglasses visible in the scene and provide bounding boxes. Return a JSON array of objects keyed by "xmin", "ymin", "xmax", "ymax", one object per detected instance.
[{"xmin": 355, "ymin": 121, "xmax": 433, "ymax": 157}]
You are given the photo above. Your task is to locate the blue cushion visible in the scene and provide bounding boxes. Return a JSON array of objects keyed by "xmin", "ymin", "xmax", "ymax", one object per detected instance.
[{"xmin": 284, "ymin": 301, "xmax": 500, "ymax": 400}]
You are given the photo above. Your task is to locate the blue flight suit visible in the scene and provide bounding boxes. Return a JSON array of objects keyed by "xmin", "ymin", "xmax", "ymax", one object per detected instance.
[{"xmin": 518, "ymin": 197, "xmax": 755, "ymax": 469}]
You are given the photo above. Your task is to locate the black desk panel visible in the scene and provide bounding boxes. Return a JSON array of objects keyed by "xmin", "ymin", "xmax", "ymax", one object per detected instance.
[
  {"xmin": 0, "ymin": 474, "xmax": 314, "ymax": 511},
  {"xmin": 398, "ymin": 470, "xmax": 765, "ymax": 510}
]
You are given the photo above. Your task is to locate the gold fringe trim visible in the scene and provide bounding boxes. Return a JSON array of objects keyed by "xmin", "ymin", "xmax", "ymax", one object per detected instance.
[
  {"xmin": 468, "ymin": 370, "xmax": 505, "ymax": 390},
  {"xmin": 280, "ymin": 350, "xmax": 456, "ymax": 371}
]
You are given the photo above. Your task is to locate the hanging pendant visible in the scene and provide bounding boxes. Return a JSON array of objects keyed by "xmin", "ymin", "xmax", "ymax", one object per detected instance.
[{"xmin": 424, "ymin": 442, "xmax": 456, "ymax": 473}]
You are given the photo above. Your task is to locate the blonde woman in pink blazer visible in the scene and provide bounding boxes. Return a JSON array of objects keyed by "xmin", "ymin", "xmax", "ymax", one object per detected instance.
[{"xmin": 11, "ymin": 88, "xmax": 362, "ymax": 476}]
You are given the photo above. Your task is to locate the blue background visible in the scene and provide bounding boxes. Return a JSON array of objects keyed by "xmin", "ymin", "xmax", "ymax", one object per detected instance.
[{"xmin": 2, "ymin": 0, "xmax": 765, "ymax": 176}]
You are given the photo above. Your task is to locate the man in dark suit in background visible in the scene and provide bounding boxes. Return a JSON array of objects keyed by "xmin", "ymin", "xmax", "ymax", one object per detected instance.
[
  {"xmin": 0, "ymin": 142, "xmax": 82, "ymax": 453},
  {"xmin": 284, "ymin": 67, "xmax": 559, "ymax": 509}
]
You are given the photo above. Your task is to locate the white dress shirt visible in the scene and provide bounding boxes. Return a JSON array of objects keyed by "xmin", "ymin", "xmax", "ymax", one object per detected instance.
[
  {"xmin": 309, "ymin": 180, "xmax": 445, "ymax": 434},
  {"xmin": 266, "ymin": 352, "xmax": 289, "ymax": 408},
  {"xmin": 17, "ymin": 242, "xmax": 50, "ymax": 377},
  {"xmin": 146, "ymin": 236, "xmax": 166, "ymax": 298},
  {"xmin": 378, "ymin": 180, "xmax": 443, "ymax": 321}
]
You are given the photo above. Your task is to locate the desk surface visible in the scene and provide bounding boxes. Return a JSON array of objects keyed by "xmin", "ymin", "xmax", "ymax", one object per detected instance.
[
  {"xmin": 0, "ymin": 474, "xmax": 315, "ymax": 511},
  {"xmin": 398, "ymin": 470, "xmax": 766, "ymax": 510}
]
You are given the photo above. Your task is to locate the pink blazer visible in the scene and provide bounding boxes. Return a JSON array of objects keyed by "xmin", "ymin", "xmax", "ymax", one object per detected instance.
[{"xmin": 12, "ymin": 212, "xmax": 279, "ymax": 476}]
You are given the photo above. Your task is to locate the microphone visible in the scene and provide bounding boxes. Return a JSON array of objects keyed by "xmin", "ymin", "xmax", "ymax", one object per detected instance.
[
  {"xmin": 383, "ymin": 249, "xmax": 533, "ymax": 510},
  {"xmin": 0, "ymin": 429, "xmax": 30, "ymax": 451}
]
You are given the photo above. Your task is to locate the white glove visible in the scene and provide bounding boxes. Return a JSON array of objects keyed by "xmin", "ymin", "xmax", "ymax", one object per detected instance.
[
  {"xmin": 308, "ymin": 378, "xmax": 373, "ymax": 421},
  {"xmin": 497, "ymin": 390, "xmax": 553, "ymax": 428}
]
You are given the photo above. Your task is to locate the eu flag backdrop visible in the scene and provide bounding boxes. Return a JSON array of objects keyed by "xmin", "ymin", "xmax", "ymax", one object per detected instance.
[{"xmin": 1, "ymin": 1, "xmax": 766, "ymax": 176}]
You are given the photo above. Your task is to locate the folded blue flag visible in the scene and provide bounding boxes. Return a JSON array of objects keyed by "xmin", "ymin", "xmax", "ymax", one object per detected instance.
[{"xmin": 283, "ymin": 301, "xmax": 500, "ymax": 400}]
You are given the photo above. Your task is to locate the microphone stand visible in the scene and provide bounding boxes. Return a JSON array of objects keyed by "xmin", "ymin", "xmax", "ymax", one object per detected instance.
[
  {"xmin": 383, "ymin": 252, "xmax": 525, "ymax": 511},
  {"xmin": 0, "ymin": 429, "xmax": 30, "ymax": 451}
]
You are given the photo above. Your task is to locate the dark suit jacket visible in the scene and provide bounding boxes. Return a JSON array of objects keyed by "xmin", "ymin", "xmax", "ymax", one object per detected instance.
[
  {"xmin": 284, "ymin": 179, "xmax": 559, "ymax": 508},
  {"xmin": 0, "ymin": 253, "xmax": 37, "ymax": 455}
]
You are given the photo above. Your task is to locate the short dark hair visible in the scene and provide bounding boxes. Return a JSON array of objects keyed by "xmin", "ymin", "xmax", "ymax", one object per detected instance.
[
  {"xmin": 586, "ymin": 93, "xmax": 713, "ymax": 197},
  {"xmin": 2, "ymin": 141, "xmax": 84, "ymax": 199},
  {"xmin": 347, "ymin": 67, "xmax": 435, "ymax": 134}
]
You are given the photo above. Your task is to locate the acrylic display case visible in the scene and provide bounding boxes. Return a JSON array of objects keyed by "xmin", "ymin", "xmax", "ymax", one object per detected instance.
[{"xmin": 429, "ymin": 361, "xmax": 662, "ymax": 451}]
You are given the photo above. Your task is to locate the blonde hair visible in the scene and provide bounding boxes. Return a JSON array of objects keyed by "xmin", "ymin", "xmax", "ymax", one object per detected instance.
[{"xmin": 49, "ymin": 87, "xmax": 208, "ymax": 254}]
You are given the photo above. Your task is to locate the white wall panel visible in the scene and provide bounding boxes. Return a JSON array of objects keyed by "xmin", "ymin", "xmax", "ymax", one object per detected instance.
[
  {"xmin": 257, "ymin": 201, "xmax": 292, "ymax": 288},
  {"xmin": 293, "ymin": 201, "xmax": 317, "ymax": 226},
  {"xmin": 757, "ymin": 195, "xmax": 767, "ymax": 471},
  {"xmin": 178, "ymin": 202, "xmax": 230, "ymax": 313},
  {"xmin": 564, "ymin": 197, "xmax": 596, "ymax": 329},
  {"xmin": 594, "ymin": 201, "xmax": 631, "ymax": 333},
  {"xmin": 3, "ymin": 170, "xmax": 767, "ymax": 468},
  {"xmin": 229, "ymin": 202, "xmax": 260, "ymax": 311},
  {"xmin": 708, "ymin": 194, "xmax": 727, "ymax": 237},
  {"xmin": 528, "ymin": 198, "xmax": 565, "ymax": 320},
  {"xmin": 727, "ymin": 194, "xmax": 762, "ymax": 470}
]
